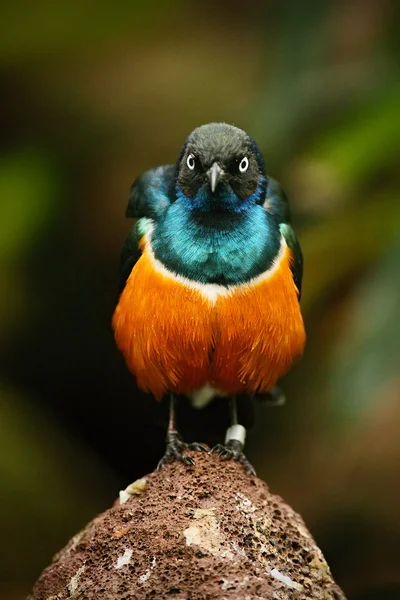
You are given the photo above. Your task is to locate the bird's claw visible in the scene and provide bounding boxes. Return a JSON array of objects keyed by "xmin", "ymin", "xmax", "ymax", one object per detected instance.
[
  {"xmin": 210, "ymin": 440, "xmax": 256, "ymax": 476},
  {"xmin": 186, "ymin": 442, "xmax": 209, "ymax": 453},
  {"xmin": 157, "ymin": 432, "xmax": 207, "ymax": 469}
]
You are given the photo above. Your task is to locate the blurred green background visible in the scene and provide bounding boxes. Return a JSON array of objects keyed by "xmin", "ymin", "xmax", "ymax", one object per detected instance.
[{"xmin": 1, "ymin": 1, "xmax": 399, "ymax": 598}]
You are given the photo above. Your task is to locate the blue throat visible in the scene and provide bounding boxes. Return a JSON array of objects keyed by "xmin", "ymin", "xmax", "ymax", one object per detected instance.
[
  {"xmin": 151, "ymin": 180, "xmax": 281, "ymax": 285},
  {"xmin": 175, "ymin": 178, "xmax": 266, "ymax": 214}
]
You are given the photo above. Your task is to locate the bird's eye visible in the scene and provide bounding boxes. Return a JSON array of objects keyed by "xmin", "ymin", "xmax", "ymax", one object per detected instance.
[
  {"xmin": 186, "ymin": 154, "xmax": 196, "ymax": 170},
  {"xmin": 239, "ymin": 156, "xmax": 249, "ymax": 173}
]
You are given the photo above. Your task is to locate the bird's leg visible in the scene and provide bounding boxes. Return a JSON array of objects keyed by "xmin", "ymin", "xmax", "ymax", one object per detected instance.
[
  {"xmin": 211, "ymin": 396, "xmax": 256, "ymax": 475},
  {"xmin": 157, "ymin": 393, "xmax": 207, "ymax": 469}
]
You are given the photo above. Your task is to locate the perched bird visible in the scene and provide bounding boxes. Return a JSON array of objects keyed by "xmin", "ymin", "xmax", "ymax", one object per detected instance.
[{"xmin": 112, "ymin": 123, "xmax": 306, "ymax": 473}]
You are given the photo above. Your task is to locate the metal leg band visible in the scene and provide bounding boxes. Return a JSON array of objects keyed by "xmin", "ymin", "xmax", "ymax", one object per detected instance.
[{"xmin": 225, "ymin": 424, "xmax": 246, "ymax": 446}]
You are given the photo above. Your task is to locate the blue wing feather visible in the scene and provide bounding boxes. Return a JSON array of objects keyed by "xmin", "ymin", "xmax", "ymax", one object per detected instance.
[
  {"xmin": 265, "ymin": 177, "xmax": 303, "ymax": 298},
  {"xmin": 119, "ymin": 165, "xmax": 174, "ymax": 291},
  {"xmin": 126, "ymin": 165, "xmax": 174, "ymax": 218}
]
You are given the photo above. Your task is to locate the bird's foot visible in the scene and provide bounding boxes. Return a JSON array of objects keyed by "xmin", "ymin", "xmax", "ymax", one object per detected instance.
[
  {"xmin": 157, "ymin": 432, "xmax": 207, "ymax": 469},
  {"xmin": 211, "ymin": 440, "xmax": 256, "ymax": 476}
]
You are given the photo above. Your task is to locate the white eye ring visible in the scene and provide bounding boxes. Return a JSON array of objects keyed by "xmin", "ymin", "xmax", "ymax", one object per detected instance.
[
  {"xmin": 186, "ymin": 153, "xmax": 196, "ymax": 170},
  {"xmin": 239, "ymin": 156, "xmax": 249, "ymax": 173}
]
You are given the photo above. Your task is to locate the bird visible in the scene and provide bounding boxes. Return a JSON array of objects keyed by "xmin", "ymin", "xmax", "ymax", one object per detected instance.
[{"xmin": 112, "ymin": 123, "xmax": 306, "ymax": 474}]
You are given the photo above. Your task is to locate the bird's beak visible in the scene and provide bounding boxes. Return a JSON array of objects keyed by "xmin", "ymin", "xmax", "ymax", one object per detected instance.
[{"xmin": 207, "ymin": 162, "xmax": 223, "ymax": 193}]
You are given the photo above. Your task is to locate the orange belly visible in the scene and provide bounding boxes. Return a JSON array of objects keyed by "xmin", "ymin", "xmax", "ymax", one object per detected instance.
[{"xmin": 112, "ymin": 236, "xmax": 306, "ymax": 400}]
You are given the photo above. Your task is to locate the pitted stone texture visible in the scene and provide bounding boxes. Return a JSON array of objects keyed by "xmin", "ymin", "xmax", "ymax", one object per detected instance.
[{"xmin": 30, "ymin": 452, "xmax": 346, "ymax": 600}]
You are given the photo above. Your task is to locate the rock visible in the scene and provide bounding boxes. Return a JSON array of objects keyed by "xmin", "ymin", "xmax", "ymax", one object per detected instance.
[{"xmin": 29, "ymin": 451, "xmax": 346, "ymax": 599}]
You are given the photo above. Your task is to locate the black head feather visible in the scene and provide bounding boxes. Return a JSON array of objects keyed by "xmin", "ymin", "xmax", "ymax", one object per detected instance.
[{"xmin": 175, "ymin": 123, "xmax": 267, "ymax": 205}]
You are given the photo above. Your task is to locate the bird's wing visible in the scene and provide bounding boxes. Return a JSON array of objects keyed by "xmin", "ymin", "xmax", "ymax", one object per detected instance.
[
  {"xmin": 126, "ymin": 164, "xmax": 174, "ymax": 218},
  {"xmin": 119, "ymin": 164, "xmax": 174, "ymax": 292},
  {"xmin": 265, "ymin": 177, "xmax": 303, "ymax": 298}
]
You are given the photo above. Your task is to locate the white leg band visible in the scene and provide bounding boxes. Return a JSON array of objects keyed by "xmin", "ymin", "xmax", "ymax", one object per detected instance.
[{"xmin": 225, "ymin": 424, "xmax": 246, "ymax": 446}]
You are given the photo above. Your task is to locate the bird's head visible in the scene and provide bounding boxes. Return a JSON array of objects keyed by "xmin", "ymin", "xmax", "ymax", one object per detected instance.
[{"xmin": 174, "ymin": 123, "xmax": 267, "ymax": 214}]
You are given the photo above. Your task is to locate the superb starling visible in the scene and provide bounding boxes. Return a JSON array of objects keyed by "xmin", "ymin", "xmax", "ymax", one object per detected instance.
[{"xmin": 112, "ymin": 123, "xmax": 306, "ymax": 474}]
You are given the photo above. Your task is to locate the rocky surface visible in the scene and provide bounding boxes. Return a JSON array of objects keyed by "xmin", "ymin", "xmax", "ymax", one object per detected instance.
[{"xmin": 29, "ymin": 451, "xmax": 346, "ymax": 599}]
